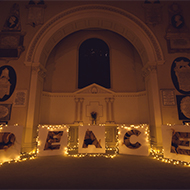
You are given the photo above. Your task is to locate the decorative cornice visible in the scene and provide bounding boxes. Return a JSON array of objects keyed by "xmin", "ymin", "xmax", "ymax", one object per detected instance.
[
  {"xmin": 42, "ymin": 92, "xmax": 75, "ymax": 98},
  {"xmin": 76, "ymin": 83, "xmax": 113, "ymax": 95},
  {"xmin": 26, "ymin": 4, "xmax": 164, "ymax": 64},
  {"xmin": 42, "ymin": 90, "xmax": 146, "ymax": 98},
  {"xmin": 114, "ymin": 91, "xmax": 147, "ymax": 98}
]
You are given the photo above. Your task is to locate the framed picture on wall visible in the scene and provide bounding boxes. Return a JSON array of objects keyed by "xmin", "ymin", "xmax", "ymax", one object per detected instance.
[
  {"xmin": 0, "ymin": 104, "xmax": 12, "ymax": 121},
  {"xmin": 13, "ymin": 90, "xmax": 27, "ymax": 107},
  {"xmin": 161, "ymin": 89, "xmax": 176, "ymax": 106},
  {"xmin": 176, "ymin": 95, "xmax": 190, "ymax": 120}
]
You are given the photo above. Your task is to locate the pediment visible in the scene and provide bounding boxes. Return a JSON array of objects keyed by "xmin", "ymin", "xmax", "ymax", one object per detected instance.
[{"xmin": 75, "ymin": 83, "xmax": 114, "ymax": 95}]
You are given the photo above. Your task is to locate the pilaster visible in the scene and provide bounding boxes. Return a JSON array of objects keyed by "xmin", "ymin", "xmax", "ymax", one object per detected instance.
[
  {"xmin": 142, "ymin": 63, "xmax": 163, "ymax": 148},
  {"xmin": 105, "ymin": 97, "xmax": 115, "ymax": 123},
  {"xmin": 23, "ymin": 62, "xmax": 46, "ymax": 152}
]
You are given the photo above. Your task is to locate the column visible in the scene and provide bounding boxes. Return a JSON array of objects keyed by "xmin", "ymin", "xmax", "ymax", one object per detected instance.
[
  {"xmin": 79, "ymin": 98, "xmax": 84, "ymax": 122},
  {"xmin": 23, "ymin": 63, "xmax": 46, "ymax": 152},
  {"xmin": 74, "ymin": 98, "xmax": 80, "ymax": 123},
  {"xmin": 142, "ymin": 64, "xmax": 163, "ymax": 148},
  {"xmin": 110, "ymin": 98, "xmax": 115, "ymax": 123},
  {"xmin": 105, "ymin": 98, "xmax": 110, "ymax": 122}
]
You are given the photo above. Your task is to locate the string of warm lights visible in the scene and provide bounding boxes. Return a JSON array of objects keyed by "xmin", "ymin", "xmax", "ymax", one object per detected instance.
[
  {"xmin": 36, "ymin": 124, "xmax": 69, "ymax": 154},
  {"xmin": 66, "ymin": 123, "xmax": 150, "ymax": 158},
  {"xmin": 67, "ymin": 153, "xmax": 117, "ymax": 159},
  {"xmin": 0, "ymin": 123, "xmax": 19, "ymax": 128},
  {"xmin": 150, "ymin": 123, "xmax": 190, "ymax": 167},
  {"xmin": 166, "ymin": 122, "xmax": 190, "ymax": 126},
  {"xmin": 150, "ymin": 146, "xmax": 190, "ymax": 167},
  {"xmin": 1, "ymin": 123, "xmax": 190, "ymax": 167},
  {"xmin": 118, "ymin": 124, "xmax": 190, "ymax": 167},
  {"xmin": 0, "ymin": 124, "xmax": 29, "ymax": 166},
  {"xmin": 152, "ymin": 122, "xmax": 190, "ymax": 166},
  {"xmin": 39, "ymin": 124, "xmax": 68, "ymax": 130},
  {"xmin": 0, "ymin": 151, "xmax": 36, "ymax": 167},
  {"xmin": 118, "ymin": 123, "xmax": 150, "ymax": 140},
  {"xmin": 66, "ymin": 123, "xmax": 118, "ymax": 158}
]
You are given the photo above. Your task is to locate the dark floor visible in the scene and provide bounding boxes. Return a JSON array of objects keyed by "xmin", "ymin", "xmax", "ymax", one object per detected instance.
[{"xmin": 0, "ymin": 154, "xmax": 189, "ymax": 189}]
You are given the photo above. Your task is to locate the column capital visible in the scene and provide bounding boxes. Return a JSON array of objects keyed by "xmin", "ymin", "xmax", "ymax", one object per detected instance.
[
  {"xmin": 79, "ymin": 98, "xmax": 84, "ymax": 102},
  {"xmin": 75, "ymin": 98, "xmax": 80, "ymax": 102},
  {"xmin": 110, "ymin": 98, "xmax": 115, "ymax": 102},
  {"xmin": 105, "ymin": 98, "xmax": 110, "ymax": 103},
  {"xmin": 142, "ymin": 64, "xmax": 157, "ymax": 77},
  {"xmin": 31, "ymin": 63, "xmax": 47, "ymax": 78}
]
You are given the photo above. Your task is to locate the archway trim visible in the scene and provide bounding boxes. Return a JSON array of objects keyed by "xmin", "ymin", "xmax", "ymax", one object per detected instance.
[{"xmin": 24, "ymin": 4, "xmax": 165, "ymax": 67}]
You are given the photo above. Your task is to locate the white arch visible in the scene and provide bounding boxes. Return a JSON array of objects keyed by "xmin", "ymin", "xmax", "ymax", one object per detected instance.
[
  {"xmin": 24, "ymin": 4, "xmax": 164, "ymax": 67},
  {"xmin": 23, "ymin": 4, "xmax": 165, "ymax": 152}
]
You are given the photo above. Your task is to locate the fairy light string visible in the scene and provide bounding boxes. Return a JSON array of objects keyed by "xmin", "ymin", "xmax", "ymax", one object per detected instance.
[
  {"xmin": 67, "ymin": 123, "xmax": 118, "ymax": 158},
  {"xmin": 0, "ymin": 123, "xmax": 190, "ymax": 167}
]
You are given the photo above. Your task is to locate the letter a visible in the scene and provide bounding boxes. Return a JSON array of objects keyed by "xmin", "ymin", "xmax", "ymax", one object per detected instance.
[{"xmin": 82, "ymin": 129, "xmax": 102, "ymax": 148}]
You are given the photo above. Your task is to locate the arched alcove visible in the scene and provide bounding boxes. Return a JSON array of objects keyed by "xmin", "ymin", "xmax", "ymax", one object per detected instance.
[
  {"xmin": 23, "ymin": 4, "xmax": 165, "ymax": 152},
  {"xmin": 25, "ymin": 4, "xmax": 164, "ymax": 67},
  {"xmin": 43, "ymin": 29, "xmax": 144, "ymax": 93}
]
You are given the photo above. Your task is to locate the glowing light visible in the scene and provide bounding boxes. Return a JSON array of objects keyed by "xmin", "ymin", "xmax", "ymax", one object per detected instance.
[
  {"xmin": 150, "ymin": 145, "xmax": 190, "ymax": 167},
  {"xmin": 1, "ymin": 123, "xmax": 189, "ymax": 168}
]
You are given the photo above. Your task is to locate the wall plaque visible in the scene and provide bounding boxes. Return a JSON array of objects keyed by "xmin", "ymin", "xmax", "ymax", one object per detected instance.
[
  {"xmin": 171, "ymin": 57, "xmax": 190, "ymax": 94},
  {"xmin": 176, "ymin": 95, "xmax": 190, "ymax": 120},
  {"xmin": 166, "ymin": 3, "xmax": 190, "ymax": 53},
  {"xmin": 0, "ymin": 104, "xmax": 12, "ymax": 121},
  {"xmin": 0, "ymin": 65, "xmax": 16, "ymax": 102},
  {"xmin": 0, "ymin": 3, "xmax": 25, "ymax": 59},
  {"xmin": 161, "ymin": 89, "xmax": 175, "ymax": 106},
  {"xmin": 13, "ymin": 90, "xmax": 27, "ymax": 107},
  {"xmin": 26, "ymin": 1, "xmax": 46, "ymax": 27},
  {"xmin": 142, "ymin": 1, "xmax": 163, "ymax": 26}
]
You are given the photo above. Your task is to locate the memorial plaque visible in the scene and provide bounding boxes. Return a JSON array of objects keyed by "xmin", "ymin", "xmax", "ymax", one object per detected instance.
[
  {"xmin": 171, "ymin": 57, "xmax": 190, "ymax": 94},
  {"xmin": 176, "ymin": 95, "xmax": 190, "ymax": 120},
  {"xmin": 161, "ymin": 89, "xmax": 175, "ymax": 106}
]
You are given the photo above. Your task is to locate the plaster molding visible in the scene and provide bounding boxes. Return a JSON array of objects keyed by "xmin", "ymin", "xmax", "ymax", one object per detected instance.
[
  {"xmin": 42, "ymin": 90, "xmax": 146, "ymax": 98},
  {"xmin": 114, "ymin": 91, "xmax": 147, "ymax": 98},
  {"xmin": 31, "ymin": 63, "xmax": 47, "ymax": 78},
  {"xmin": 86, "ymin": 101, "xmax": 103, "ymax": 118},
  {"xmin": 25, "ymin": 4, "xmax": 164, "ymax": 66},
  {"xmin": 76, "ymin": 83, "xmax": 113, "ymax": 95},
  {"xmin": 142, "ymin": 64, "xmax": 157, "ymax": 77}
]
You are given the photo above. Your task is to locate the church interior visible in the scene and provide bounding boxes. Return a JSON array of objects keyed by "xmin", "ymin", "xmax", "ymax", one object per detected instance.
[{"xmin": 0, "ymin": 0, "xmax": 190, "ymax": 169}]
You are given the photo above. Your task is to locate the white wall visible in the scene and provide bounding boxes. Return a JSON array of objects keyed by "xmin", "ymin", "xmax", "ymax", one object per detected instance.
[
  {"xmin": 41, "ymin": 29, "xmax": 147, "ymax": 125},
  {"xmin": 114, "ymin": 92, "xmax": 148, "ymax": 124},
  {"xmin": 40, "ymin": 91, "xmax": 148, "ymax": 125},
  {"xmin": 40, "ymin": 92, "xmax": 75, "ymax": 124},
  {"xmin": 1, "ymin": 1, "xmax": 190, "ymax": 147},
  {"xmin": 43, "ymin": 30, "xmax": 144, "ymax": 93}
]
